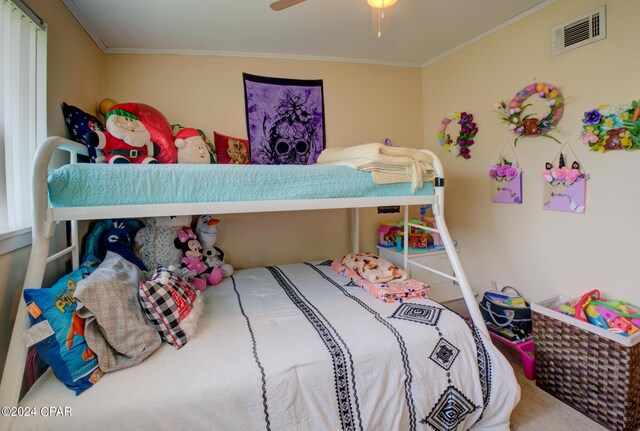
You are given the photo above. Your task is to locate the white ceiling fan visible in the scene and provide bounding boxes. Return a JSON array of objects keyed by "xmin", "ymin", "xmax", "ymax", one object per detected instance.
[{"xmin": 269, "ymin": 0, "xmax": 398, "ymax": 37}]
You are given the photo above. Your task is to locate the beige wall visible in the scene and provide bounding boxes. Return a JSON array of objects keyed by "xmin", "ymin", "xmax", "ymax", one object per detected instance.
[
  {"xmin": 0, "ymin": 0, "xmax": 104, "ymax": 377},
  {"xmin": 422, "ymin": 0, "xmax": 640, "ymax": 303},
  {"xmin": 105, "ymin": 55, "xmax": 424, "ymax": 267}
]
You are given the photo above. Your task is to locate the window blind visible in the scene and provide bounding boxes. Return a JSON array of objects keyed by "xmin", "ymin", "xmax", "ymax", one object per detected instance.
[{"xmin": 0, "ymin": 0, "xmax": 46, "ymax": 232}]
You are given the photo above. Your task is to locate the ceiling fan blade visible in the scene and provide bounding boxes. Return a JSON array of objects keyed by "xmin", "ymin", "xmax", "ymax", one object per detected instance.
[{"xmin": 269, "ymin": 0, "xmax": 306, "ymax": 11}]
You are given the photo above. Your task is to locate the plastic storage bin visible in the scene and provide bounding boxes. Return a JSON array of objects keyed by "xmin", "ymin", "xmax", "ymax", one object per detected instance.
[{"xmin": 532, "ymin": 296, "xmax": 640, "ymax": 431}]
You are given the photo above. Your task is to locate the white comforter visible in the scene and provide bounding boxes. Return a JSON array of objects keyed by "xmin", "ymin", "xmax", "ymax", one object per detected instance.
[{"xmin": 12, "ymin": 262, "xmax": 520, "ymax": 431}]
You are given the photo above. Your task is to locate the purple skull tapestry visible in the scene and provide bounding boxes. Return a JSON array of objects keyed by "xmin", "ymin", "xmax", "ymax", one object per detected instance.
[{"xmin": 243, "ymin": 73, "xmax": 325, "ymax": 165}]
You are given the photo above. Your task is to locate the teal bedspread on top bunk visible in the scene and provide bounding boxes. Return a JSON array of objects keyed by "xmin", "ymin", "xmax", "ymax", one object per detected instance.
[{"xmin": 47, "ymin": 164, "xmax": 435, "ymax": 207}]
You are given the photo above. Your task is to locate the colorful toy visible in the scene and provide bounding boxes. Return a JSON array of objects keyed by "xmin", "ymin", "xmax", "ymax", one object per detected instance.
[
  {"xmin": 389, "ymin": 205, "xmax": 444, "ymax": 251},
  {"xmin": 378, "ymin": 222, "xmax": 402, "ymax": 248},
  {"xmin": 174, "ymin": 226, "xmax": 224, "ymax": 291},
  {"xmin": 194, "ymin": 215, "xmax": 233, "ymax": 277},
  {"xmin": 585, "ymin": 304, "xmax": 608, "ymax": 329},
  {"xmin": 560, "ymin": 292, "xmax": 640, "ymax": 336},
  {"xmin": 174, "ymin": 128, "xmax": 215, "ymax": 164}
]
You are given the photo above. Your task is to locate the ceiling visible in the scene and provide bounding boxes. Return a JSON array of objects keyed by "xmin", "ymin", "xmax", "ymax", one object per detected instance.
[{"xmin": 63, "ymin": 0, "xmax": 553, "ymax": 67}]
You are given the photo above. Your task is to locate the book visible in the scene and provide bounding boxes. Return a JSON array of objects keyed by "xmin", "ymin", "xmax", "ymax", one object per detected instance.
[{"xmin": 485, "ymin": 291, "xmax": 527, "ymax": 308}]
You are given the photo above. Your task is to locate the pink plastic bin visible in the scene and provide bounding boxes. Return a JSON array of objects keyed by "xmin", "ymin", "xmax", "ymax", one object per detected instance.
[{"xmin": 489, "ymin": 332, "xmax": 535, "ymax": 380}]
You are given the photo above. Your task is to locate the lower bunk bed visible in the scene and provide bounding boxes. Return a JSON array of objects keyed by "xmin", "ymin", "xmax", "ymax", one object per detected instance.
[
  {"xmin": 13, "ymin": 262, "xmax": 519, "ymax": 431},
  {"xmin": 0, "ymin": 136, "xmax": 520, "ymax": 430}
]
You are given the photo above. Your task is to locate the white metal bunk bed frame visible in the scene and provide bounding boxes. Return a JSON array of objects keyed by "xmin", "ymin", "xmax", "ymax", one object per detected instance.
[{"xmin": 0, "ymin": 136, "xmax": 489, "ymax": 429}]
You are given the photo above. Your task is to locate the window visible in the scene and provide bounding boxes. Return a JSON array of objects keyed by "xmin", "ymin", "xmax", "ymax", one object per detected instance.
[{"xmin": 0, "ymin": 0, "xmax": 46, "ymax": 235}]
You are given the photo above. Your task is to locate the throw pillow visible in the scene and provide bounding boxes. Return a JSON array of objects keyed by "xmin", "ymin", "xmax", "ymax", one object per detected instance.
[
  {"xmin": 61, "ymin": 102, "xmax": 106, "ymax": 163},
  {"xmin": 213, "ymin": 131, "xmax": 251, "ymax": 164},
  {"xmin": 139, "ymin": 266, "xmax": 203, "ymax": 349},
  {"xmin": 22, "ymin": 256, "xmax": 104, "ymax": 394}
]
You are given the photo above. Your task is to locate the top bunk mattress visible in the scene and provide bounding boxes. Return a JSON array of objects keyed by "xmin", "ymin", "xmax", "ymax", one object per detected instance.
[{"xmin": 47, "ymin": 164, "xmax": 435, "ymax": 208}]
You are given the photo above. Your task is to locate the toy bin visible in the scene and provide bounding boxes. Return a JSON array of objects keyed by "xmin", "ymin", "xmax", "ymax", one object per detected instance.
[{"xmin": 532, "ymin": 296, "xmax": 640, "ymax": 431}]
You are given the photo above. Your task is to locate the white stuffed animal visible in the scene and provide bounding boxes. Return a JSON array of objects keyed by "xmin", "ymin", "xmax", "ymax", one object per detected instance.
[
  {"xmin": 134, "ymin": 215, "xmax": 193, "ymax": 273},
  {"xmin": 195, "ymin": 215, "xmax": 234, "ymax": 277},
  {"xmin": 174, "ymin": 128, "xmax": 213, "ymax": 164}
]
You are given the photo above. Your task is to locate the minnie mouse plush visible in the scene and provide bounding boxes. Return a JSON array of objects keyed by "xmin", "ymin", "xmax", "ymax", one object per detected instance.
[{"xmin": 174, "ymin": 227, "xmax": 223, "ymax": 291}]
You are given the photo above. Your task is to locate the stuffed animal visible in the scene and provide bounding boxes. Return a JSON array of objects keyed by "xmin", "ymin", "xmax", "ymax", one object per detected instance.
[
  {"xmin": 174, "ymin": 128, "xmax": 214, "ymax": 164},
  {"xmin": 174, "ymin": 227, "xmax": 224, "ymax": 291},
  {"xmin": 104, "ymin": 220, "xmax": 147, "ymax": 271},
  {"xmin": 195, "ymin": 215, "xmax": 234, "ymax": 277},
  {"xmin": 134, "ymin": 215, "xmax": 192, "ymax": 272},
  {"xmin": 85, "ymin": 103, "xmax": 159, "ymax": 164}
]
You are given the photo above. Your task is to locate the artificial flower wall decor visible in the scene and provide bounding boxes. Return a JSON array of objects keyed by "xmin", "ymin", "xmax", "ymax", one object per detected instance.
[
  {"xmin": 495, "ymin": 82, "xmax": 564, "ymax": 144},
  {"xmin": 437, "ymin": 112, "xmax": 477, "ymax": 159},
  {"xmin": 580, "ymin": 100, "xmax": 640, "ymax": 152},
  {"xmin": 541, "ymin": 145, "xmax": 588, "ymax": 214},
  {"xmin": 489, "ymin": 142, "xmax": 522, "ymax": 204}
]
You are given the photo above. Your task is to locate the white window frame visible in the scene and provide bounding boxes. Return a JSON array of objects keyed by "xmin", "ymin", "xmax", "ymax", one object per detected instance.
[{"xmin": 0, "ymin": 0, "xmax": 47, "ymax": 254}]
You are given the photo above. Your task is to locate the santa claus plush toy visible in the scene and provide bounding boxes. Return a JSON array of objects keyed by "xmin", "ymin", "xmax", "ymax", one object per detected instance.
[
  {"xmin": 85, "ymin": 103, "xmax": 159, "ymax": 164},
  {"xmin": 174, "ymin": 128, "xmax": 212, "ymax": 164}
]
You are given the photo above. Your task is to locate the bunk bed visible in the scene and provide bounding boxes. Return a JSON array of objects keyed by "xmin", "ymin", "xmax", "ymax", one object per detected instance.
[{"xmin": 0, "ymin": 137, "xmax": 519, "ymax": 430}]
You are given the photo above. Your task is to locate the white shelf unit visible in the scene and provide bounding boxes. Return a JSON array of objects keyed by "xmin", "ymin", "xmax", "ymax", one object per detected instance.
[{"xmin": 377, "ymin": 246, "xmax": 474, "ymax": 315}]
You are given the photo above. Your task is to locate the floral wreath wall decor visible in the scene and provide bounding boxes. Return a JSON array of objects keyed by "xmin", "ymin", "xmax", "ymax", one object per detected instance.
[
  {"xmin": 541, "ymin": 143, "xmax": 588, "ymax": 214},
  {"xmin": 580, "ymin": 100, "xmax": 640, "ymax": 152},
  {"xmin": 489, "ymin": 142, "xmax": 522, "ymax": 204},
  {"xmin": 437, "ymin": 112, "xmax": 477, "ymax": 159},
  {"xmin": 495, "ymin": 82, "xmax": 564, "ymax": 144}
]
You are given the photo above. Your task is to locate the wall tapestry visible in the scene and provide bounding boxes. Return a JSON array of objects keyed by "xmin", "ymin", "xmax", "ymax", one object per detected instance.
[
  {"xmin": 489, "ymin": 142, "xmax": 522, "ymax": 204},
  {"xmin": 580, "ymin": 100, "xmax": 640, "ymax": 152},
  {"xmin": 243, "ymin": 73, "xmax": 326, "ymax": 165},
  {"xmin": 495, "ymin": 82, "xmax": 564, "ymax": 144},
  {"xmin": 541, "ymin": 143, "xmax": 588, "ymax": 214},
  {"xmin": 437, "ymin": 112, "xmax": 477, "ymax": 159}
]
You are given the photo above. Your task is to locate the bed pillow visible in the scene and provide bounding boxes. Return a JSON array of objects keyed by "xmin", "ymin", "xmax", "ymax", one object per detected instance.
[
  {"xmin": 61, "ymin": 102, "xmax": 106, "ymax": 163},
  {"xmin": 22, "ymin": 256, "xmax": 104, "ymax": 395},
  {"xmin": 139, "ymin": 266, "xmax": 203, "ymax": 349},
  {"xmin": 213, "ymin": 131, "xmax": 251, "ymax": 164}
]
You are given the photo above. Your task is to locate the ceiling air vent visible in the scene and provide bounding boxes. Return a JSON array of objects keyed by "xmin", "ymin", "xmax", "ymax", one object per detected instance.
[{"xmin": 551, "ymin": 6, "xmax": 606, "ymax": 56}]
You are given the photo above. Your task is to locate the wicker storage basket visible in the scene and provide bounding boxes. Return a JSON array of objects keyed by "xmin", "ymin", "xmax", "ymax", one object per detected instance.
[{"xmin": 532, "ymin": 296, "xmax": 640, "ymax": 431}]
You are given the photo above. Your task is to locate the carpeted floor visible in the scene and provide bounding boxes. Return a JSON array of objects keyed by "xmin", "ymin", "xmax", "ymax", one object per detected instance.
[{"xmin": 496, "ymin": 343, "xmax": 608, "ymax": 431}]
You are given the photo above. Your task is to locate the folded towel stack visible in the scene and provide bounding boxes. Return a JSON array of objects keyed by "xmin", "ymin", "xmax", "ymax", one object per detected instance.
[{"xmin": 317, "ymin": 143, "xmax": 435, "ymax": 192}]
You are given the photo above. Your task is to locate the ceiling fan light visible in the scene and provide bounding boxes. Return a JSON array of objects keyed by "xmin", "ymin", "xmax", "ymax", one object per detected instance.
[{"xmin": 367, "ymin": 0, "xmax": 398, "ymax": 8}]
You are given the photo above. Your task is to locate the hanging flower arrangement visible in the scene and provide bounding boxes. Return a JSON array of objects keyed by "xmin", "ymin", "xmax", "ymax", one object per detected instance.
[
  {"xmin": 488, "ymin": 156, "xmax": 520, "ymax": 182},
  {"xmin": 495, "ymin": 82, "xmax": 564, "ymax": 144},
  {"xmin": 580, "ymin": 100, "xmax": 640, "ymax": 152},
  {"xmin": 437, "ymin": 112, "xmax": 477, "ymax": 159}
]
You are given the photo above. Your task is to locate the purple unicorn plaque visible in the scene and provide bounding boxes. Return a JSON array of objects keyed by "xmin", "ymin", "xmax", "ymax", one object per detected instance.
[
  {"xmin": 491, "ymin": 172, "xmax": 523, "ymax": 204},
  {"xmin": 243, "ymin": 73, "xmax": 325, "ymax": 165},
  {"xmin": 543, "ymin": 177, "xmax": 587, "ymax": 213}
]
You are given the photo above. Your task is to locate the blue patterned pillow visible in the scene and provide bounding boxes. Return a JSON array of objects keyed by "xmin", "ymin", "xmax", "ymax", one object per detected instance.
[
  {"xmin": 61, "ymin": 102, "xmax": 106, "ymax": 163},
  {"xmin": 23, "ymin": 257, "xmax": 104, "ymax": 394}
]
